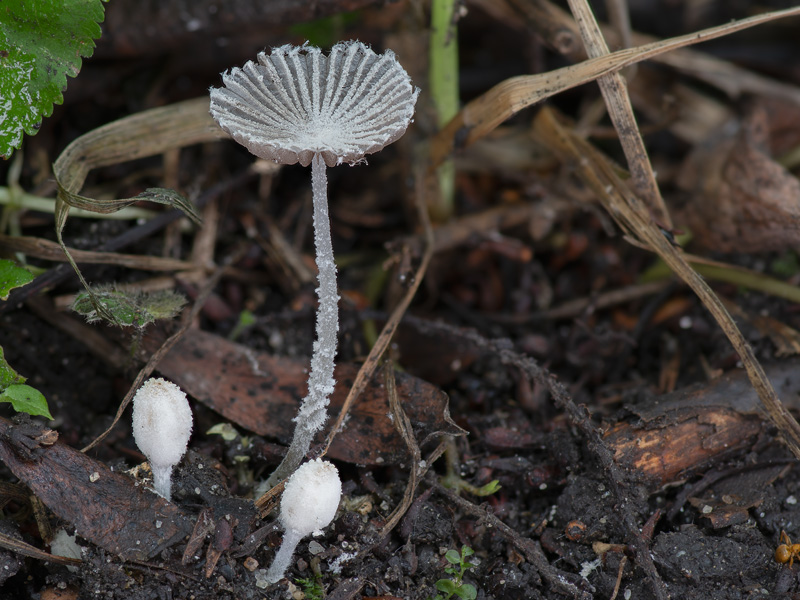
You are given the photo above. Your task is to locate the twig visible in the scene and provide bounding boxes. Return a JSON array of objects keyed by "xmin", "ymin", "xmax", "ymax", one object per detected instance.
[
  {"xmin": 0, "ymin": 235, "xmax": 196, "ymax": 272},
  {"xmin": 434, "ymin": 483, "xmax": 594, "ymax": 599},
  {"xmin": 484, "ymin": 335, "xmax": 668, "ymax": 600},
  {"xmin": 609, "ymin": 555, "xmax": 628, "ymax": 600},
  {"xmin": 388, "ymin": 314, "xmax": 665, "ymax": 599}
]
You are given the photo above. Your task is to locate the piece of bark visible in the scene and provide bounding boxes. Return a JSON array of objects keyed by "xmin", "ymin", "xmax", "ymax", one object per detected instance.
[
  {"xmin": 604, "ymin": 358, "xmax": 800, "ymax": 489},
  {"xmin": 675, "ymin": 102, "xmax": 800, "ymax": 253},
  {"xmin": 143, "ymin": 329, "xmax": 463, "ymax": 465},
  {"xmin": 0, "ymin": 417, "xmax": 193, "ymax": 562}
]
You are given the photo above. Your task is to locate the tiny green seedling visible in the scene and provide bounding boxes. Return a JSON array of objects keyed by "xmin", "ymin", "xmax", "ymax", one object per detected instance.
[
  {"xmin": 431, "ymin": 545, "xmax": 477, "ymax": 600},
  {"xmin": 295, "ymin": 575, "xmax": 324, "ymax": 600},
  {"xmin": 228, "ymin": 309, "xmax": 256, "ymax": 341}
]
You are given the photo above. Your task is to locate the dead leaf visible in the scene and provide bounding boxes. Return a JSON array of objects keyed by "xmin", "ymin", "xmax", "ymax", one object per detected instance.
[
  {"xmin": 143, "ymin": 329, "xmax": 463, "ymax": 466},
  {"xmin": 0, "ymin": 417, "xmax": 193, "ymax": 562},
  {"xmin": 676, "ymin": 102, "xmax": 800, "ymax": 252}
]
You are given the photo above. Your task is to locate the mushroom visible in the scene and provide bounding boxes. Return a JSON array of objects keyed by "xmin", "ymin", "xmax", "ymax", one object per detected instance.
[
  {"xmin": 209, "ymin": 41, "xmax": 418, "ymax": 485},
  {"xmin": 265, "ymin": 458, "xmax": 342, "ymax": 584},
  {"xmin": 131, "ymin": 377, "xmax": 193, "ymax": 501}
]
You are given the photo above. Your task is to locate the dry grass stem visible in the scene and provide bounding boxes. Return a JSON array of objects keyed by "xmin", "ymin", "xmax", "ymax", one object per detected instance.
[{"xmin": 429, "ymin": 6, "xmax": 800, "ymax": 168}]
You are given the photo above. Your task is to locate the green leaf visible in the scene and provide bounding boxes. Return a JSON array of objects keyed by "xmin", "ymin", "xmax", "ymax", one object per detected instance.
[
  {"xmin": 0, "ymin": 259, "xmax": 34, "ymax": 300},
  {"xmin": 206, "ymin": 423, "xmax": 239, "ymax": 442},
  {"xmin": 445, "ymin": 549, "xmax": 461, "ymax": 564},
  {"xmin": 0, "ymin": 346, "xmax": 26, "ymax": 390},
  {"xmin": 72, "ymin": 286, "xmax": 186, "ymax": 328},
  {"xmin": 0, "ymin": 0, "xmax": 106, "ymax": 158},
  {"xmin": 454, "ymin": 584, "xmax": 477, "ymax": 600},
  {"xmin": 474, "ymin": 480, "xmax": 501, "ymax": 496},
  {"xmin": 460, "ymin": 546, "xmax": 475, "ymax": 558},
  {"xmin": 435, "ymin": 579, "xmax": 457, "ymax": 594},
  {"xmin": 228, "ymin": 309, "xmax": 256, "ymax": 341},
  {"xmin": 0, "ymin": 384, "xmax": 52, "ymax": 419}
]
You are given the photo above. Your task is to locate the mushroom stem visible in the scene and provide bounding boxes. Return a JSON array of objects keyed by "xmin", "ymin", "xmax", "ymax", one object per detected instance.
[
  {"xmin": 150, "ymin": 463, "xmax": 174, "ymax": 501},
  {"xmin": 268, "ymin": 153, "xmax": 339, "ymax": 486},
  {"xmin": 265, "ymin": 527, "xmax": 303, "ymax": 583}
]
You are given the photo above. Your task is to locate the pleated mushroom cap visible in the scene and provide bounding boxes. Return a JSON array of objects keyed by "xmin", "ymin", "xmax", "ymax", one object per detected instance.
[{"xmin": 209, "ymin": 41, "xmax": 419, "ymax": 168}]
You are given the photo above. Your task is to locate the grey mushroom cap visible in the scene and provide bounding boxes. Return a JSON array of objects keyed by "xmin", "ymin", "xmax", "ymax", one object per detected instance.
[{"xmin": 209, "ymin": 41, "xmax": 419, "ymax": 168}]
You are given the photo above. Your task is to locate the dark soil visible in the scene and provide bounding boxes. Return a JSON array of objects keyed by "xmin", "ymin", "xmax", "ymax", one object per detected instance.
[{"xmin": 3, "ymin": 2, "xmax": 800, "ymax": 600}]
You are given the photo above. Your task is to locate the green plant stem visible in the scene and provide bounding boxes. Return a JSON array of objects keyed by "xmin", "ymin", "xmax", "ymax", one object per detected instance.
[
  {"xmin": 429, "ymin": 0, "xmax": 459, "ymax": 221},
  {"xmin": 440, "ymin": 438, "xmax": 500, "ymax": 496},
  {"xmin": 0, "ymin": 187, "xmax": 157, "ymax": 220},
  {"xmin": 642, "ymin": 256, "xmax": 800, "ymax": 304}
]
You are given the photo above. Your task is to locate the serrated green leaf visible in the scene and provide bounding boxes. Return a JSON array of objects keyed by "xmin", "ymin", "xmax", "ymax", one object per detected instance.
[
  {"xmin": 72, "ymin": 289, "xmax": 141, "ymax": 326},
  {"xmin": 142, "ymin": 288, "xmax": 188, "ymax": 320},
  {"xmin": 0, "ymin": 383, "xmax": 52, "ymax": 419},
  {"xmin": 0, "ymin": 346, "xmax": 26, "ymax": 390},
  {"xmin": 0, "ymin": 258, "xmax": 34, "ymax": 300},
  {"xmin": 435, "ymin": 579, "xmax": 456, "ymax": 594},
  {"xmin": 0, "ymin": 0, "xmax": 106, "ymax": 158},
  {"xmin": 454, "ymin": 584, "xmax": 477, "ymax": 600},
  {"xmin": 72, "ymin": 285, "xmax": 186, "ymax": 328}
]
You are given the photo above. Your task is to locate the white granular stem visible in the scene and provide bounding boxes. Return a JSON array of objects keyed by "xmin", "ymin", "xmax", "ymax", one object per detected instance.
[{"xmin": 267, "ymin": 153, "xmax": 338, "ymax": 486}]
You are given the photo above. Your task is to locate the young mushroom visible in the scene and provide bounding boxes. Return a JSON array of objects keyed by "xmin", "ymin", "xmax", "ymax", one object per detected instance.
[
  {"xmin": 210, "ymin": 41, "xmax": 418, "ymax": 485},
  {"xmin": 265, "ymin": 458, "xmax": 342, "ymax": 584},
  {"xmin": 131, "ymin": 377, "xmax": 193, "ymax": 501}
]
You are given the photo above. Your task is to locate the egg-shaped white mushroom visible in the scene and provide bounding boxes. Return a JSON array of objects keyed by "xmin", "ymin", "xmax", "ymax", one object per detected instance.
[
  {"xmin": 131, "ymin": 377, "xmax": 193, "ymax": 501},
  {"xmin": 266, "ymin": 459, "xmax": 342, "ymax": 584}
]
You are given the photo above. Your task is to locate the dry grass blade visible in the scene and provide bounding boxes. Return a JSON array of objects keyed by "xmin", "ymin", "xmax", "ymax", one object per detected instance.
[
  {"xmin": 562, "ymin": 5, "xmax": 671, "ymax": 597},
  {"xmin": 53, "ymin": 97, "xmax": 224, "ymax": 194},
  {"xmin": 429, "ymin": 6, "xmax": 800, "ymax": 168},
  {"xmin": 533, "ymin": 106, "xmax": 800, "ymax": 462},
  {"xmin": 512, "ymin": 0, "xmax": 800, "ymax": 106},
  {"xmin": 566, "ymin": 0, "xmax": 670, "ymax": 227}
]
